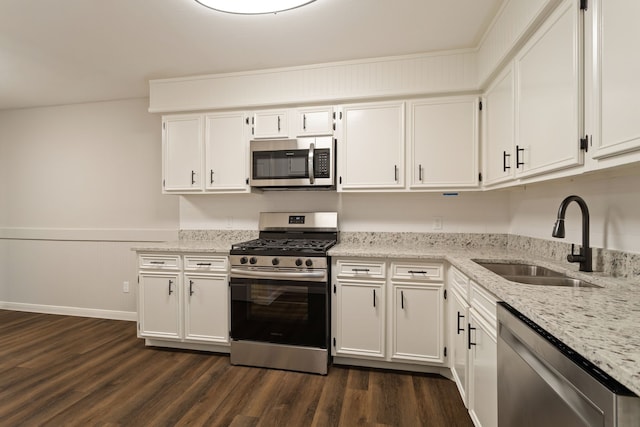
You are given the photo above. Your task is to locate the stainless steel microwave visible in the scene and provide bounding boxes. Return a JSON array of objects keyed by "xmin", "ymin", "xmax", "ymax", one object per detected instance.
[{"xmin": 249, "ymin": 136, "xmax": 335, "ymax": 189}]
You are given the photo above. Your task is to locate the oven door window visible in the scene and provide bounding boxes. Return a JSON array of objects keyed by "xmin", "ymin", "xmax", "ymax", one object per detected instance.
[
  {"xmin": 252, "ymin": 149, "xmax": 309, "ymax": 180},
  {"xmin": 231, "ymin": 278, "xmax": 327, "ymax": 348}
]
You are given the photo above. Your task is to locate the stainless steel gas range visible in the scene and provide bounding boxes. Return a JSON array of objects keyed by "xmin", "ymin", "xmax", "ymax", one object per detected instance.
[{"xmin": 229, "ymin": 212, "xmax": 338, "ymax": 375}]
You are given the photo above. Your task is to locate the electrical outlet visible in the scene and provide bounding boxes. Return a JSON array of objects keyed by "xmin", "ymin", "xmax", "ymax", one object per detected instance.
[
  {"xmin": 123, "ymin": 281, "xmax": 130, "ymax": 293},
  {"xmin": 433, "ymin": 216, "xmax": 443, "ymax": 230}
]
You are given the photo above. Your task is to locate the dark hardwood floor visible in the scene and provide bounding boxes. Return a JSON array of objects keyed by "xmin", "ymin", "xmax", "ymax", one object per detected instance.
[{"xmin": 0, "ymin": 310, "xmax": 472, "ymax": 426}]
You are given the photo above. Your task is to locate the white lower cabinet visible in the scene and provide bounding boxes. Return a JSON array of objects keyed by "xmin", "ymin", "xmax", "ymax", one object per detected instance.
[
  {"xmin": 332, "ymin": 258, "xmax": 446, "ymax": 369},
  {"xmin": 335, "ymin": 279, "xmax": 385, "ymax": 358},
  {"xmin": 392, "ymin": 283, "xmax": 444, "ymax": 363},
  {"xmin": 183, "ymin": 273, "xmax": 229, "ymax": 344},
  {"xmin": 449, "ymin": 285, "xmax": 470, "ymax": 406},
  {"xmin": 139, "ymin": 271, "xmax": 181, "ymax": 339},
  {"xmin": 137, "ymin": 254, "xmax": 230, "ymax": 351},
  {"xmin": 448, "ymin": 266, "xmax": 497, "ymax": 427},
  {"xmin": 468, "ymin": 306, "xmax": 498, "ymax": 427}
]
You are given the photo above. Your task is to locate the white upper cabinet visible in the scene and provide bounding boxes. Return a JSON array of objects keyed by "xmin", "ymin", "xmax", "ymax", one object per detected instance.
[
  {"xmin": 251, "ymin": 110, "xmax": 289, "ymax": 139},
  {"xmin": 589, "ymin": 0, "xmax": 640, "ymax": 159},
  {"xmin": 163, "ymin": 112, "xmax": 249, "ymax": 194},
  {"xmin": 294, "ymin": 106, "xmax": 334, "ymax": 136},
  {"xmin": 162, "ymin": 115, "xmax": 203, "ymax": 192},
  {"xmin": 482, "ymin": 66, "xmax": 516, "ymax": 187},
  {"xmin": 337, "ymin": 101, "xmax": 405, "ymax": 190},
  {"xmin": 408, "ymin": 97, "xmax": 479, "ymax": 189},
  {"xmin": 204, "ymin": 112, "xmax": 249, "ymax": 192},
  {"xmin": 514, "ymin": 0, "xmax": 584, "ymax": 178}
]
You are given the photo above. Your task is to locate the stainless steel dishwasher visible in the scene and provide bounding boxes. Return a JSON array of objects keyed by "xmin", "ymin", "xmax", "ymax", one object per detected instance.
[{"xmin": 497, "ymin": 302, "xmax": 640, "ymax": 427}]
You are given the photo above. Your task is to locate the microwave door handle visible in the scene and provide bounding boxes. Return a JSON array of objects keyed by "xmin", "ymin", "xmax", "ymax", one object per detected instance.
[{"xmin": 308, "ymin": 142, "xmax": 315, "ymax": 184}]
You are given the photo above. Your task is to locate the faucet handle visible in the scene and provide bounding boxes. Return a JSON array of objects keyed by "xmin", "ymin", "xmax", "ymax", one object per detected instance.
[{"xmin": 567, "ymin": 244, "xmax": 585, "ymax": 263}]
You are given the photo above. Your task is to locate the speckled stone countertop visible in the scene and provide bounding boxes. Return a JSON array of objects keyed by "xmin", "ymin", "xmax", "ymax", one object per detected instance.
[
  {"xmin": 131, "ymin": 230, "xmax": 257, "ymax": 254},
  {"xmin": 132, "ymin": 230, "xmax": 640, "ymax": 396},
  {"xmin": 330, "ymin": 239, "xmax": 640, "ymax": 397}
]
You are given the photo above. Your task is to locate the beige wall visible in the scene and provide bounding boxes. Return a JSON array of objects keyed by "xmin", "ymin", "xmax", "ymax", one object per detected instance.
[
  {"xmin": 508, "ymin": 167, "xmax": 640, "ymax": 254},
  {"xmin": 179, "ymin": 191, "xmax": 512, "ymax": 234},
  {"xmin": 0, "ymin": 98, "xmax": 179, "ymax": 318}
]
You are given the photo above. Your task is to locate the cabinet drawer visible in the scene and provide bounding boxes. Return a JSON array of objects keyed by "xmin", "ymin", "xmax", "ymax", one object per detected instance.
[
  {"xmin": 449, "ymin": 267, "xmax": 470, "ymax": 299},
  {"xmin": 139, "ymin": 255, "xmax": 180, "ymax": 270},
  {"xmin": 392, "ymin": 263, "xmax": 443, "ymax": 282},
  {"xmin": 470, "ymin": 281, "xmax": 498, "ymax": 325},
  {"xmin": 184, "ymin": 256, "xmax": 227, "ymax": 272},
  {"xmin": 336, "ymin": 260, "xmax": 386, "ymax": 279}
]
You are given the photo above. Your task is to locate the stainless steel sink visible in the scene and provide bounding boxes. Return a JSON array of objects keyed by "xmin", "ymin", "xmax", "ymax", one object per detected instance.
[{"xmin": 473, "ymin": 261, "xmax": 602, "ymax": 288}]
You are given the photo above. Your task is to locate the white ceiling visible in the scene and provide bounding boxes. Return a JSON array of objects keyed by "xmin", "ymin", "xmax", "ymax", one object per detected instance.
[{"xmin": 0, "ymin": 0, "xmax": 503, "ymax": 110}]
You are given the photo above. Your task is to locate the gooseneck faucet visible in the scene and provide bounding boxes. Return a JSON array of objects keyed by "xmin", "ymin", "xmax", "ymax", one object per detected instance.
[{"xmin": 552, "ymin": 195, "xmax": 592, "ymax": 272}]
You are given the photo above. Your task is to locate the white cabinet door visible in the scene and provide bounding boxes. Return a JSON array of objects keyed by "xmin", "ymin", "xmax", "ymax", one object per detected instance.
[
  {"xmin": 139, "ymin": 272, "xmax": 181, "ymax": 339},
  {"xmin": 391, "ymin": 284, "xmax": 444, "ymax": 363},
  {"xmin": 468, "ymin": 308, "xmax": 498, "ymax": 427},
  {"xmin": 251, "ymin": 110, "xmax": 289, "ymax": 139},
  {"xmin": 515, "ymin": 0, "xmax": 584, "ymax": 178},
  {"xmin": 450, "ymin": 287, "xmax": 470, "ymax": 407},
  {"xmin": 590, "ymin": 0, "xmax": 640, "ymax": 159},
  {"xmin": 163, "ymin": 115, "xmax": 203, "ymax": 192},
  {"xmin": 184, "ymin": 274, "xmax": 229, "ymax": 344},
  {"xmin": 483, "ymin": 66, "xmax": 516, "ymax": 186},
  {"xmin": 335, "ymin": 279, "xmax": 385, "ymax": 358},
  {"xmin": 409, "ymin": 97, "xmax": 479, "ymax": 189},
  {"xmin": 338, "ymin": 102, "xmax": 405, "ymax": 190},
  {"xmin": 204, "ymin": 112, "xmax": 249, "ymax": 192},
  {"xmin": 295, "ymin": 107, "xmax": 334, "ymax": 136}
]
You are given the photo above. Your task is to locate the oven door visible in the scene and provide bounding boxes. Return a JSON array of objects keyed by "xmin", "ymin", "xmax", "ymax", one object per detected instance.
[{"xmin": 230, "ymin": 277, "xmax": 328, "ymax": 348}]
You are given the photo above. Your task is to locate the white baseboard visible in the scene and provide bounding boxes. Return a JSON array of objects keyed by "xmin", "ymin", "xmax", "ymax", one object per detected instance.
[{"xmin": 0, "ymin": 301, "xmax": 136, "ymax": 321}]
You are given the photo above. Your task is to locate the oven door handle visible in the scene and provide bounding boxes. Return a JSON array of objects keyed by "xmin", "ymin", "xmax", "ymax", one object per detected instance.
[
  {"xmin": 308, "ymin": 142, "xmax": 315, "ymax": 184},
  {"xmin": 230, "ymin": 268, "xmax": 326, "ymax": 281}
]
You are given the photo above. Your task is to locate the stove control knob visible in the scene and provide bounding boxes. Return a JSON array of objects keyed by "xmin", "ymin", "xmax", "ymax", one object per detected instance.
[
  {"xmin": 295, "ymin": 258, "xmax": 303, "ymax": 267},
  {"xmin": 249, "ymin": 257, "xmax": 258, "ymax": 265},
  {"xmin": 240, "ymin": 257, "xmax": 248, "ymax": 264},
  {"xmin": 305, "ymin": 259, "xmax": 313, "ymax": 267},
  {"xmin": 272, "ymin": 258, "xmax": 279, "ymax": 266}
]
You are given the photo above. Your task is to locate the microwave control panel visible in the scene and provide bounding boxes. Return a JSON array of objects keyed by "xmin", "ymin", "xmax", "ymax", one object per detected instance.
[{"xmin": 314, "ymin": 149, "xmax": 331, "ymax": 178}]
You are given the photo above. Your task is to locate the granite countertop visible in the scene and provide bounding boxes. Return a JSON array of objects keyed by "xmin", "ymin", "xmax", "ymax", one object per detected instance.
[
  {"xmin": 131, "ymin": 230, "xmax": 257, "ymax": 254},
  {"xmin": 330, "ymin": 240, "xmax": 640, "ymax": 397},
  {"xmin": 132, "ymin": 233, "xmax": 640, "ymax": 396}
]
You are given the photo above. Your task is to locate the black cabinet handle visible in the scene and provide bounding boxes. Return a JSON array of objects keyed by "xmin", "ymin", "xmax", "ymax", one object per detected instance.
[
  {"xmin": 418, "ymin": 164, "xmax": 423, "ymax": 181},
  {"xmin": 516, "ymin": 146, "xmax": 525, "ymax": 168},
  {"xmin": 373, "ymin": 289, "xmax": 376, "ymax": 308},
  {"xmin": 210, "ymin": 170, "xmax": 214, "ymax": 184},
  {"xmin": 352, "ymin": 268, "xmax": 370, "ymax": 273},
  {"xmin": 196, "ymin": 263, "xmax": 212, "ymax": 266},
  {"xmin": 394, "ymin": 165, "xmax": 399, "ymax": 182},
  {"xmin": 401, "ymin": 291, "xmax": 405, "ymax": 309},
  {"xmin": 457, "ymin": 312, "xmax": 465, "ymax": 334},
  {"xmin": 468, "ymin": 324, "xmax": 476, "ymax": 349},
  {"xmin": 503, "ymin": 151, "xmax": 511, "ymax": 172},
  {"xmin": 277, "ymin": 116, "xmax": 281, "ymax": 132},
  {"xmin": 189, "ymin": 280, "xmax": 195, "ymax": 296},
  {"xmin": 408, "ymin": 270, "xmax": 427, "ymax": 275},
  {"xmin": 303, "ymin": 114, "xmax": 307, "ymax": 131},
  {"xmin": 191, "ymin": 170, "xmax": 196, "ymax": 184},
  {"xmin": 168, "ymin": 280, "xmax": 174, "ymax": 296},
  {"xmin": 149, "ymin": 261, "xmax": 165, "ymax": 265}
]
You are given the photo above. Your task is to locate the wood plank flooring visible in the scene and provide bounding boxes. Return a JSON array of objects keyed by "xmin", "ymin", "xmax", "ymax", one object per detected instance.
[{"xmin": 0, "ymin": 310, "xmax": 472, "ymax": 426}]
